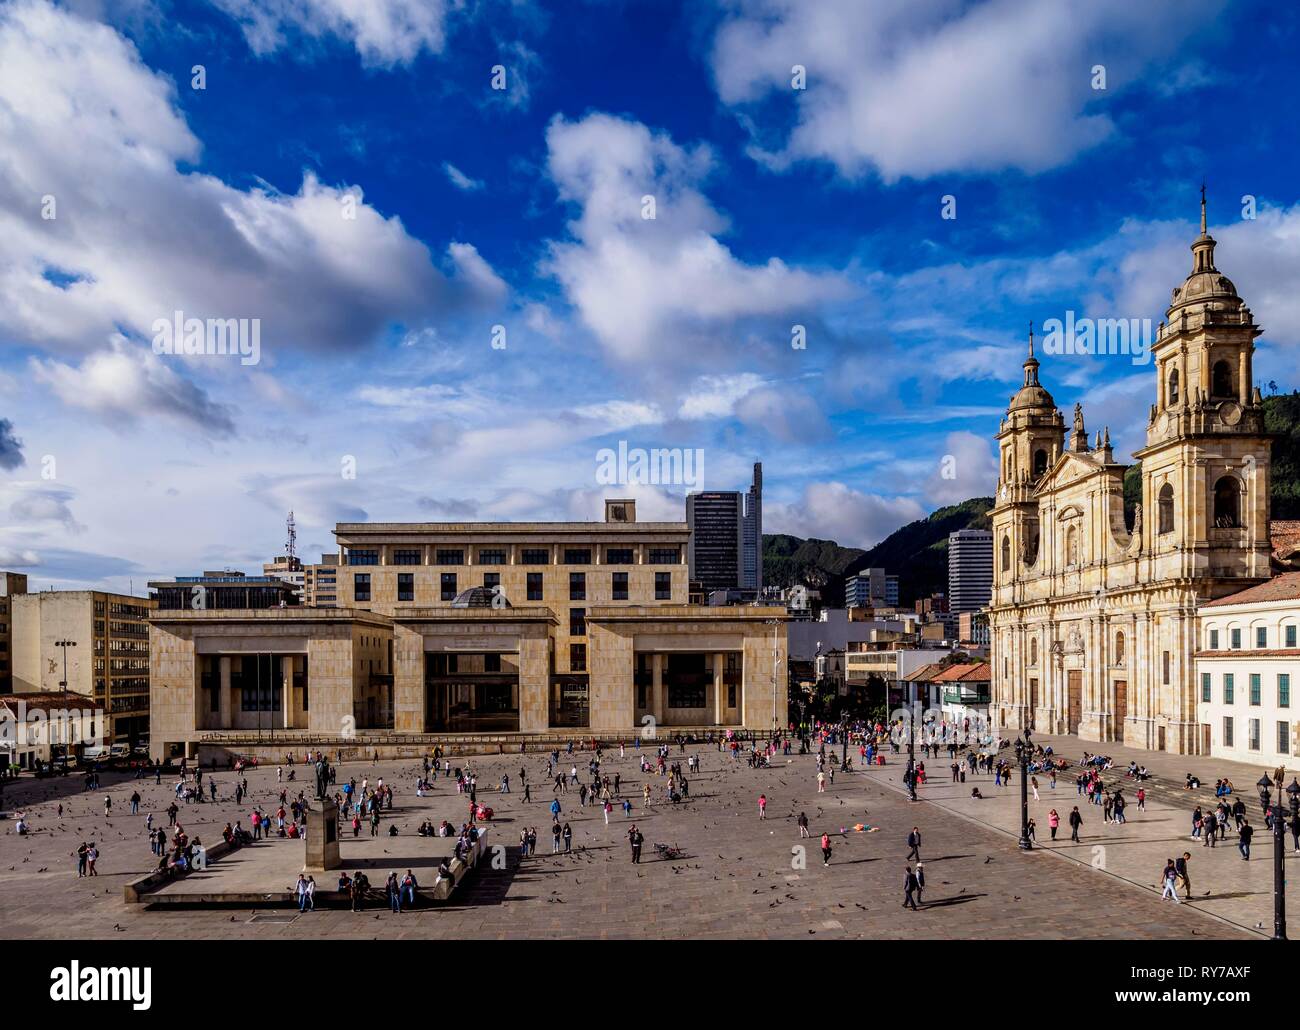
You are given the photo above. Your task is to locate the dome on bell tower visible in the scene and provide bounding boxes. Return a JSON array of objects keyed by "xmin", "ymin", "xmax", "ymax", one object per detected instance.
[
  {"xmin": 1008, "ymin": 325, "xmax": 1057, "ymax": 413},
  {"xmin": 1167, "ymin": 186, "xmax": 1246, "ymax": 320}
]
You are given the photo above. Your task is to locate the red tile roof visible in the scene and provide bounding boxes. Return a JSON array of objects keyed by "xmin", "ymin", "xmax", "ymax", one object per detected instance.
[{"xmin": 1201, "ymin": 572, "xmax": 1300, "ymax": 608}]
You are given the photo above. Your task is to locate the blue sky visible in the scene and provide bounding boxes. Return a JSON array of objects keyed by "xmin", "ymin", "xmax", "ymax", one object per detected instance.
[{"xmin": 1, "ymin": 0, "xmax": 1299, "ymax": 591}]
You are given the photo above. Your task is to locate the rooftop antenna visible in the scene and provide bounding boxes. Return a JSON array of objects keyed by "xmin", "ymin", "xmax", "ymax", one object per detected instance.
[{"xmin": 285, "ymin": 511, "xmax": 297, "ymax": 563}]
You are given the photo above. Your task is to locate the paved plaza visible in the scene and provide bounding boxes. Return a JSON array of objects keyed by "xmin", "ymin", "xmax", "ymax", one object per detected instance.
[{"xmin": 0, "ymin": 739, "xmax": 1256, "ymax": 939}]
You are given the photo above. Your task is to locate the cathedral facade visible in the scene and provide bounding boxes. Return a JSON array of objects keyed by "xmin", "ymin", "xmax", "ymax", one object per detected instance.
[{"xmin": 988, "ymin": 199, "xmax": 1273, "ymax": 754}]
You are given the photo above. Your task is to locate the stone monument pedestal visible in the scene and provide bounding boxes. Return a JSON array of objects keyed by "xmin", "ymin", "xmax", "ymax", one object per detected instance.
[{"xmin": 304, "ymin": 798, "xmax": 341, "ymax": 872}]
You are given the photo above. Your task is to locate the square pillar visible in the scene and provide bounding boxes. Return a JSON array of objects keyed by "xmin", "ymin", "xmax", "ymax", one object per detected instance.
[
  {"xmin": 713, "ymin": 652, "xmax": 725, "ymax": 725},
  {"xmin": 281, "ymin": 656, "xmax": 294, "ymax": 729},
  {"xmin": 218, "ymin": 656, "xmax": 232, "ymax": 728},
  {"xmin": 651, "ymin": 653, "xmax": 664, "ymax": 723}
]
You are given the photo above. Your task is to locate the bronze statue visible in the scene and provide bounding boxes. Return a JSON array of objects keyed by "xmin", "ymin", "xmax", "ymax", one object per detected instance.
[{"xmin": 314, "ymin": 758, "xmax": 329, "ymax": 801}]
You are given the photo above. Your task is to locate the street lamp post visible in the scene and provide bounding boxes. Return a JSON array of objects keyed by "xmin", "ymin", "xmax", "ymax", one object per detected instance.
[
  {"xmin": 1258, "ymin": 772, "xmax": 1290, "ymax": 940},
  {"xmin": 54, "ymin": 639, "xmax": 76, "ymax": 762},
  {"xmin": 1015, "ymin": 736, "xmax": 1032, "ymax": 850}
]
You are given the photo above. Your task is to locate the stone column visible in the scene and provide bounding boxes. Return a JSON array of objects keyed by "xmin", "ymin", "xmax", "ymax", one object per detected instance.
[
  {"xmin": 218, "ymin": 656, "xmax": 232, "ymax": 729},
  {"xmin": 713, "ymin": 653, "xmax": 725, "ymax": 725},
  {"xmin": 281, "ymin": 655, "xmax": 294, "ymax": 729},
  {"xmin": 651, "ymin": 653, "xmax": 664, "ymax": 724}
]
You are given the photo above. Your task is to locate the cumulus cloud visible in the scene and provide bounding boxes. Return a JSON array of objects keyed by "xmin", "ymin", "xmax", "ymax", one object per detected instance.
[
  {"xmin": 443, "ymin": 162, "xmax": 484, "ymax": 192},
  {"xmin": 209, "ymin": 0, "xmax": 454, "ymax": 66},
  {"xmin": 0, "ymin": 418, "xmax": 23, "ymax": 469},
  {"xmin": 9, "ymin": 487, "xmax": 84, "ymax": 532},
  {"xmin": 927, "ymin": 430, "xmax": 999, "ymax": 506},
  {"xmin": 30, "ymin": 337, "xmax": 237, "ymax": 435},
  {"xmin": 0, "ymin": 1, "xmax": 505, "ymax": 358},
  {"xmin": 542, "ymin": 112, "xmax": 849, "ymax": 365},
  {"xmin": 711, "ymin": 0, "xmax": 1226, "ymax": 181},
  {"xmin": 766, "ymin": 481, "xmax": 924, "ymax": 548}
]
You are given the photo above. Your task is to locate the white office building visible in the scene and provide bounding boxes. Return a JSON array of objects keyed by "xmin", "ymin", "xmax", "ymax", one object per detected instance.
[{"xmin": 948, "ymin": 529, "xmax": 993, "ymax": 615}]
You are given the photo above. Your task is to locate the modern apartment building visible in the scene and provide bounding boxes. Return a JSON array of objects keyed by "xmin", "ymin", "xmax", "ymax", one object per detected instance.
[
  {"xmin": 948, "ymin": 529, "xmax": 993, "ymax": 615},
  {"xmin": 263, "ymin": 555, "xmax": 305, "ymax": 601},
  {"xmin": 149, "ymin": 499, "xmax": 787, "ymax": 759},
  {"xmin": 303, "ymin": 555, "xmax": 339, "ymax": 607},
  {"xmin": 845, "ymin": 568, "xmax": 899, "ymax": 609},
  {"xmin": 1195, "ymin": 573, "xmax": 1300, "ymax": 765},
  {"xmin": 10, "ymin": 589, "xmax": 154, "ymax": 746},
  {"xmin": 0, "ymin": 571, "xmax": 28, "ymax": 692},
  {"xmin": 149, "ymin": 571, "xmax": 299, "ymax": 610}
]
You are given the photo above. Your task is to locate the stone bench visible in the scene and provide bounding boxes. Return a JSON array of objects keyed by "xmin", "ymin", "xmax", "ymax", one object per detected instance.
[{"xmin": 123, "ymin": 839, "xmax": 234, "ymax": 903}]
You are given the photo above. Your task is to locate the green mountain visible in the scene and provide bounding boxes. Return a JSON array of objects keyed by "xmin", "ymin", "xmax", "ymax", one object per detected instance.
[{"xmin": 763, "ymin": 497, "xmax": 993, "ymax": 608}]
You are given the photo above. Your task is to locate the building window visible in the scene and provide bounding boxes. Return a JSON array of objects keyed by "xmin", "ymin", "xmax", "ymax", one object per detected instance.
[
  {"xmin": 435, "ymin": 549, "xmax": 464, "ymax": 565},
  {"xmin": 1223, "ymin": 716, "xmax": 1234, "ymax": 748},
  {"xmin": 612, "ymin": 571, "xmax": 628, "ymax": 601},
  {"xmin": 527, "ymin": 572, "xmax": 543, "ymax": 601},
  {"xmin": 1250, "ymin": 673, "xmax": 1261, "ymax": 706},
  {"xmin": 349, "ymin": 549, "xmax": 379, "ymax": 566},
  {"xmin": 1033, "ymin": 448, "xmax": 1048, "ymax": 478},
  {"xmin": 1279, "ymin": 722, "xmax": 1290, "ymax": 755},
  {"xmin": 1211, "ymin": 359, "xmax": 1234, "ymax": 398},
  {"xmin": 1249, "ymin": 718, "xmax": 1261, "ymax": 751},
  {"xmin": 648, "ymin": 547, "xmax": 680, "ymax": 565},
  {"xmin": 1001, "ymin": 535, "xmax": 1011, "ymax": 572},
  {"xmin": 485, "ymin": 653, "xmax": 501, "ymax": 673},
  {"xmin": 605, "ymin": 548, "xmax": 633, "ymax": 565},
  {"xmin": 1288, "ymin": 625, "xmax": 1297, "ymax": 648},
  {"xmin": 1114, "ymin": 632, "xmax": 1125, "ymax": 665},
  {"xmin": 1201, "ymin": 672, "xmax": 1212, "ymax": 703},
  {"xmin": 1029, "ymin": 637, "xmax": 1038, "ymax": 666},
  {"xmin": 1209, "ymin": 628, "xmax": 1219, "ymax": 649},
  {"xmin": 353, "ymin": 574, "xmax": 371, "ymax": 602},
  {"xmin": 1280, "ymin": 674, "xmax": 1291, "ymax": 709},
  {"xmin": 1230, "ymin": 628, "xmax": 1241, "ymax": 650},
  {"xmin": 1213, "ymin": 477, "xmax": 1241, "ymax": 529},
  {"xmin": 397, "ymin": 573, "xmax": 414, "ymax": 602},
  {"xmin": 655, "ymin": 572, "xmax": 671, "ymax": 600},
  {"xmin": 1157, "ymin": 484, "xmax": 1174, "ymax": 535},
  {"xmin": 570, "ymin": 643, "xmax": 587, "ymax": 672},
  {"xmin": 569, "ymin": 608, "xmax": 586, "ymax": 636},
  {"xmin": 1224, "ymin": 673, "xmax": 1234, "ymax": 704},
  {"xmin": 1066, "ymin": 526, "xmax": 1079, "ymax": 568},
  {"xmin": 392, "ymin": 549, "xmax": 421, "ymax": 565},
  {"xmin": 521, "ymin": 548, "xmax": 550, "ymax": 565},
  {"xmin": 483, "ymin": 572, "xmax": 500, "ymax": 592},
  {"xmin": 569, "ymin": 572, "xmax": 586, "ymax": 601},
  {"xmin": 440, "ymin": 573, "xmax": 457, "ymax": 601},
  {"xmin": 563, "ymin": 548, "xmax": 591, "ymax": 565},
  {"xmin": 477, "ymin": 549, "xmax": 506, "ymax": 565},
  {"xmin": 1168, "ymin": 367, "xmax": 1180, "ymax": 405},
  {"xmin": 1256, "ymin": 626, "xmax": 1268, "ymax": 648},
  {"xmin": 1162, "ymin": 650, "xmax": 1170, "ymax": 685}
]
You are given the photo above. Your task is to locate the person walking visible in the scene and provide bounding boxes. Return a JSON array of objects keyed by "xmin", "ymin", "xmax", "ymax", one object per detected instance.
[
  {"xmin": 906, "ymin": 826, "xmax": 921, "ymax": 860},
  {"xmin": 1175, "ymin": 852, "xmax": 1192, "ymax": 900},
  {"xmin": 629, "ymin": 825, "xmax": 643, "ymax": 864},
  {"xmin": 1031, "ymin": 776, "xmax": 1040, "ymax": 802},
  {"xmin": 1160, "ymin": 859, "xmax": 1181, "ymax": 903},
  {"xmin": 1069, "ymin": 806, "xmax": 1083, "ymax": 842},
  {"xmin": 758, "ymin": 793, "xmax": 768, "ymax": 820},
  {"xmin": 903, "ymin": 865, "xmax": 919, "ymax": 910},
  {"xmin": 798, "ymin": 811, "xmax": 810, "ymax": 838},
  {"xmin": 562, "ymin": 822, "xmax": 572, "ymax": 853},
  {"xmin": 914, "ymin": 860, "xmax": 926, "ymax": 903},
  {"xmin": 76, "ymin": 841, "xmax": 89, "ymax": 877},
  {"xmin": 1048, "ymin": 808, "xmax": 1060, "ymax": 841},
  {"xmin": 1239, "ymin": 819, "xmax": 1254, "ymax": 861},
  {"xmin": 820, "ymin": 832, "xmax": 832, "ymax": 867},
  {"xmin": 386, "ymin": 871, "xmax": 402, "ymax": 913}
]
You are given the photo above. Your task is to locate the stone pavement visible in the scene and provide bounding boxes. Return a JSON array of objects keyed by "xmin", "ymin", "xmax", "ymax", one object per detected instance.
[
  {"xmin": 0, "ymin": 742, "xmax": 1248, "ymax": 939},
  {"xmin": 864, "ymin": 729, "xmax": 1296, "ymax": 937}
]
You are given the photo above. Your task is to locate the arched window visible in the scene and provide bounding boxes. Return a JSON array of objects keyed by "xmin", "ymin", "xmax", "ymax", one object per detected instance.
[
  {"xmin": 1001, "ymin": 534, "xmax": 1011, "ymax": 572},
  {"xmin": 1066, "ymin": 526, "xmax": 1079, "ymax": 568},
  {"xmin": 1115, "ymin": 631, "xmax": 1126, "ymax": 665},
  {"xmin": 1212, "ymin": 359, "xmax": 1234, "ymax": 398},
  {"xmin": 1213, "ymin": 476, "xmax": 1241, "ymax": 528},
  {"xmin": 1168, "ymin": 367, "xmax": 1180, "ymax": 405},
  {"xmin": 1030, "ymin": 638, "xmax": 1038, "ymax": 665},
  {"xmin": 1033, "ymin": 448, "xmax": 1048, "ymax": 478},
  {"xmin": 1158, "ymin": 483, "xmax": 1174, "ymax": 535}
]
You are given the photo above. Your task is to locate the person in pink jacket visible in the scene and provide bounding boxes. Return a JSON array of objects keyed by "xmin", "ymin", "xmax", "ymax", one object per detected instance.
[{"xmin": 1048, "ymin": 809, "xmax": 1060, "ymax": 841}]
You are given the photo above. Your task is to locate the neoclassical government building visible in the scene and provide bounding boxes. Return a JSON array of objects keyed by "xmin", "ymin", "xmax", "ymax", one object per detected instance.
[{"xmin": 988, "ymin": 198, "xmax": 1274, "ymax": 754}]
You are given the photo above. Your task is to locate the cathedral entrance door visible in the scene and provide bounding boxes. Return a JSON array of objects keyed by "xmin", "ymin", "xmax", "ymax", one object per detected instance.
[
  {"xmin": 1066, "ymin": 670, "xmax": 1082, "ymax": 735},
  {"xmin": 1029, "ymin": 679, "xmax": 1039, "ymax": 730},
  {"xmin": 1113, "ymin": 680, "xmax": 1127, "ymax": 740}
]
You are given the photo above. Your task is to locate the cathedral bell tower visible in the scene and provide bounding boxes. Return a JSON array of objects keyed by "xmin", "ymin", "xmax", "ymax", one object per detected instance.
[
  {"xmin": 1134, "ymin": 189, "xmax": 1272, "ymax": 586},
  {"xmin": 992, "ymin": 326, "xmax": 1066, "ymax": 588}
]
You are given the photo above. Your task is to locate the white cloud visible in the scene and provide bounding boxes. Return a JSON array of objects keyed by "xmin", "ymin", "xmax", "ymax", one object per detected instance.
[
  {"xmin": 0, "ymin": 1, "xmax": 504, "ymax": 359},
  {"xmin": 542, "ymin": 112, "xmax": 850, "ymax": 364},
  {"xmin": 711, "ymin": 0, "xmax": 1225, "ymax": 181},
  {"xmin": 209, "ymin": 0, "xmax": 453, "ymax": 66},
  {"xmin": 767, "ymin": 481, "xmax": 924, "ymax": 548},
  {"xmin": 443, "ymin": 162, "xmax": 484, "ymax": 192},
  {"xmin": 926, "ymin": 430, "xmax": 999, "ymax": 506},
  {"xmin": 30, "ymin": 336, "xmax": 236, "ymax": 435},
  {"xmin": 678, "ymin": 373, "xmax": 767, "ymax": 419}
]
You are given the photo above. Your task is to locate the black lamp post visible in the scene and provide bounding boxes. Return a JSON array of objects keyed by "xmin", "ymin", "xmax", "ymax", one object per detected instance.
[
  {"xmin": 1015, "ymin": 736, "xmax": 1032, "ymax": 850},
  {"xmin": 905, "ymin": 709, "xmax": 917, "ymax": 801},
  {"xmin": 1258, "ymin": 772, "xmax": 1287, "ymax": 940},
  {"xmin": 54, "ymin": 639, "xmax": 76, "ymax": 760},
  {"xmin": 840, "ymin": 715, "xmax": 849, "ymax": 770}
]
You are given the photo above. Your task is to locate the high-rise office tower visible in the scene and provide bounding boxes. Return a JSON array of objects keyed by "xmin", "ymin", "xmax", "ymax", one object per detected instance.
[
  {"xmin": 687, "ymin": 491, "xmax": 744, "ymax": 592},
  {"xmin": 742, "ymin": 462, "xmax": 763, "ymax": 591},
  {"xmin": 948, "ymin": 529, "xmax": 993, "ymax": 615}
]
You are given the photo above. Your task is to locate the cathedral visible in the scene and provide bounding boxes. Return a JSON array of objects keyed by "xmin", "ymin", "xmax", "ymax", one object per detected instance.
[{"xmin": 988, "ymin": 196, "xmax": 1275, "ymax": 754}]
